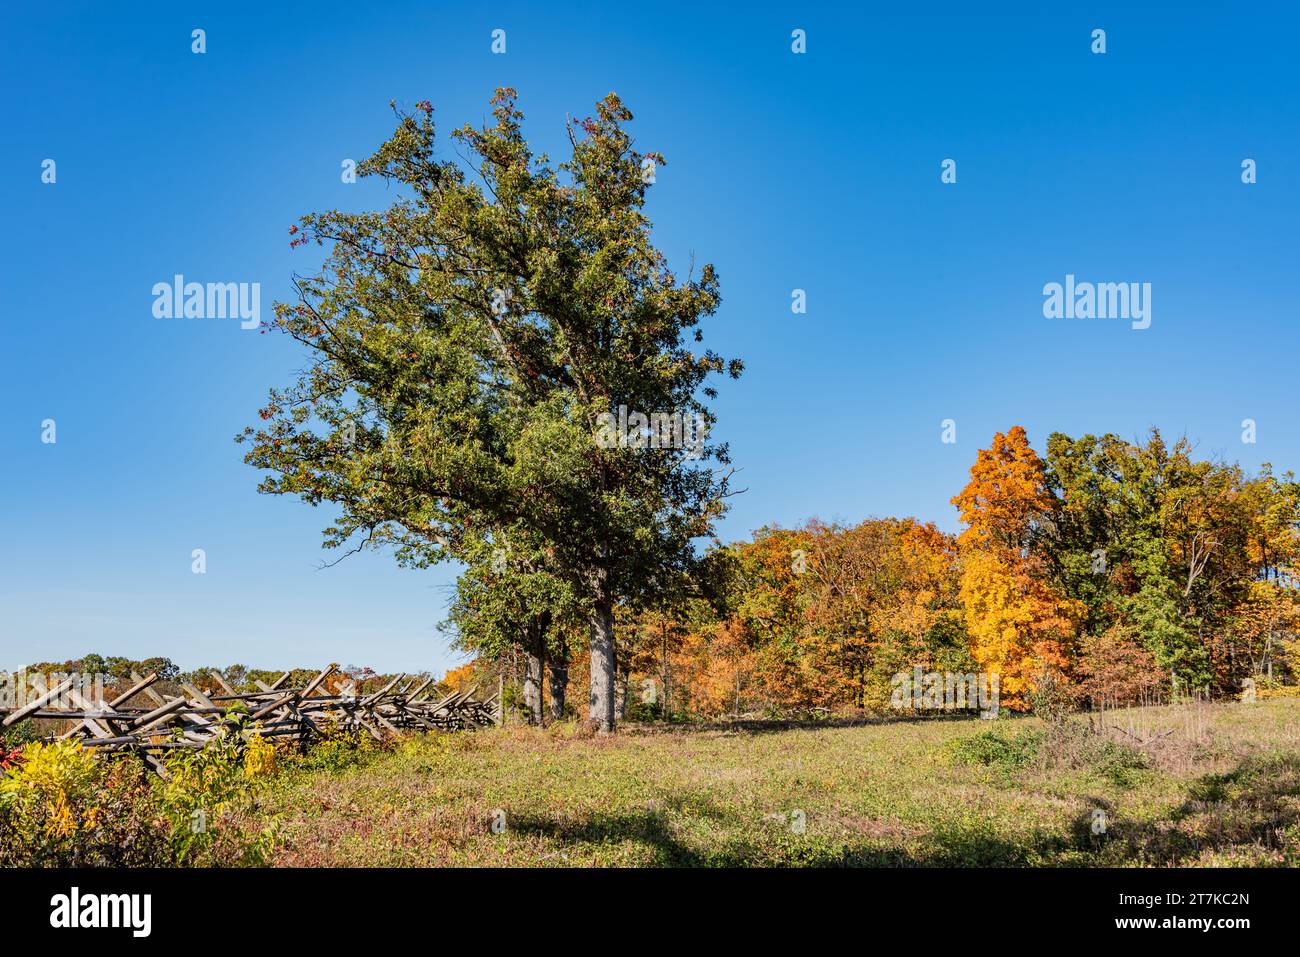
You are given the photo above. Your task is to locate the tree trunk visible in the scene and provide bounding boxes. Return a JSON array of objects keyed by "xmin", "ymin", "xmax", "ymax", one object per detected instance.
[
  {"xmin": 547, "ymin": 654, "xmax": 568, "ymax": 722},
  {"xmin": 523, "ymin": 621, "xmax": 545, "ymax": 726},
  {"xmin": 588, "ymin": 598, "xmax": 616, "ymax": 733}
]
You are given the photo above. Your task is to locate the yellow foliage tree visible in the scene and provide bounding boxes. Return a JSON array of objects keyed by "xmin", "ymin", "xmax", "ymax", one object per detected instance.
[{"xmin": 952, "ymin": 427, "xmax": 1082, "ymax": 710}]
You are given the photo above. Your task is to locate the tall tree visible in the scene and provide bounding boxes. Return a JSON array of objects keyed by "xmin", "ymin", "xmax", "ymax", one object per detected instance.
[
  {"xmin": 952, "ymin": 427, "xmax": 1081, "ymax": 710},
  {"xmin": 239, "ymin": 89, "xmax": 740, "ymax": 731}
]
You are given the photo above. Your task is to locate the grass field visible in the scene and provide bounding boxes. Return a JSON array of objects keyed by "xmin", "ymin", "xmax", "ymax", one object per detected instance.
[{"xmin": 255, "ymin": 699, "xmax": 1300, "ymax": 867}]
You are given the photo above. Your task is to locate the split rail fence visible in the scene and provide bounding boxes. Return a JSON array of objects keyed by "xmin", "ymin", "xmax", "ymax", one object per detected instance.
[{"xmin": 0, "ymin": 665, "xmax": 499, "ymax": 776}]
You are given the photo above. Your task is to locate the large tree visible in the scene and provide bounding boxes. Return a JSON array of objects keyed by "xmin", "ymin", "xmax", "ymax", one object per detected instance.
[
  {"xmin": 952, "ymin": 427, "xmax": 1081, "ymax": 710},
  {"xmin": 238, "ymin": 89, "xmax": 740, "ymax": 731}
]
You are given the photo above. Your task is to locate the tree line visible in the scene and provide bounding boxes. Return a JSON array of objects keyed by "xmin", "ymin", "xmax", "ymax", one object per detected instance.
[{"xmin": 454, "ymin": 426, "xmax": 1299, "ymax": 722}]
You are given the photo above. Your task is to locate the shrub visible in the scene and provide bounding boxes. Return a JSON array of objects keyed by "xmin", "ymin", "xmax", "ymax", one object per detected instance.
[
  {"xmin": 0, "ymin": 744, "xmax": 24, "ymax": 772},
  {"xmin": 1034, "ymin": 722, "xmax": 1150, "ymax": 786},
  {"xmin": 292, "ymin": 720, "xmax": 380, "ymax": 772},
  {"xmin": 949, "ymin": 720, "xmax": 1151, "ymax": 787},
  {"xmin": 625, "ymin": 698, "xmax": 663, "ymax": 722},
  {"xmin": 0, "ymin": 740, "xmax": 171, "ymax": 866},
  {"xmin": 1030, "ymin": 668, "xmax": 1075, "ymax": 723},
  {"xmin": 243, "ymin": 731, "xmax": 278, "ymax": 779},
  {"xmin": 1, "ymin": 720, "xmax": 42, "ymax": 750},
  {"xmin": 159, "ymin": 717, "xmax": 278, "ymax": 865},
  {"xmin": 948, "ymin": 727, "xmax": 1041, "ymax": 771}
]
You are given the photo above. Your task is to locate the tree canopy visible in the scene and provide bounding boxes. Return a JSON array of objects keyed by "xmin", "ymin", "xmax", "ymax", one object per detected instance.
[{"xmin": 239, "ymin": 89, "xmax": 742, "ymax": 731}]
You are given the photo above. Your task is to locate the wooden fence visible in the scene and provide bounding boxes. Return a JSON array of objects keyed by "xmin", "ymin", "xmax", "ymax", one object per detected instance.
[{"xmin": 0, "ymin": 665, "xmax": 499, "ymax": 776}]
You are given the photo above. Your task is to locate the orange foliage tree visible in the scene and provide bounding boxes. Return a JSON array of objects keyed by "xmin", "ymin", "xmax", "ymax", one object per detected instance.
[{"xmin": 952, "ymin": 426, "xmax": 1082, "ymax": 710}]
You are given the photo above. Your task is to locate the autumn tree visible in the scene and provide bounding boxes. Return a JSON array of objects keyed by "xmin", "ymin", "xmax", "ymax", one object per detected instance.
[
  {"xmin": 678, "ymin": 518, "xmax": 968, "ymax": 715},
  {"xmin": 953, "ymin": 427, "xmax": 1081, "ymax": 711},
  {"xmin": 863, "ymin": 520, "xmax": 971, "ymax": 707},
  {"xmin": 1042, "ymin": 430, "xmax": 1300, "ymax": 695},
  {"xmin": 1225, "ymin": 580, "xmax": 1300, "ymax": 686},
  {"xmin": 1075, "ymin": 624, "xmax": 1164, "ymax": 710},
  {"xmin": 728, "ymin": 526, "xmax": 829, "ymax": 712}
]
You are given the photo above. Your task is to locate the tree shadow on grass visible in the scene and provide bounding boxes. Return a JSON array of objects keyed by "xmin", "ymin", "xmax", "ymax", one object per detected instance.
[
  {"xmin": 1096, "ymin": 752, "xmax": 1300, "ymax": 866},
  {"xmin": 625, "ymin": 712, "xmax": 1006, "ymax": 740},
  {"xmin": 506, "ymin": 805, "xmax": 1082, "ymax": 867},
  {"xmin": 505, "ymin": 787, "xmax": 1079, "ymax": 867},
  {"xmin": 892, "ymin": 753, "xmax": 1300, "ymax": 867},
  {"xmin": 505, "ymin": 805, "xmax": 749, "ymax": 866},
  {"xmin": 501, "ymin": 754, "xmax": 1300, "ymax": 867}
]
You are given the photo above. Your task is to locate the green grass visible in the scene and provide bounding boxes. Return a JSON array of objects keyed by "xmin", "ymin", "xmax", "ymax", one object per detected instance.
[{"xmin": 252, "ymin": 699, "xmax": 1300, "ymax": 867}]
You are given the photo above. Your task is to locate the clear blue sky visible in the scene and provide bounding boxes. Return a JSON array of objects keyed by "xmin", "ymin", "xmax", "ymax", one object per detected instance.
[{"xmin": 3, "ymin": 2, "xmax": 1297, "ymax": 674}]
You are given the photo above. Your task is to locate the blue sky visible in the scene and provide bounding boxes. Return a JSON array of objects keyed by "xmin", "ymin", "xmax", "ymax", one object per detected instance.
[{"xmin": 3, "ymin": 2, "xmax": 1297, "ymax": 674}]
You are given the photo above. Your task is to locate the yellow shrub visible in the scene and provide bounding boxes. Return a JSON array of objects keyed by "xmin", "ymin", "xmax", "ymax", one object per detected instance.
[
  {"xmin": 0, "ymin": 741, "xmax": 171, "ymax": 866},
  {"xmin": 0, "ymin": 740, "xmax": 102, "ymax": 838},
  {"xmin": 243, "ymin": 732, "xmax": 278, "ymax": 778}
]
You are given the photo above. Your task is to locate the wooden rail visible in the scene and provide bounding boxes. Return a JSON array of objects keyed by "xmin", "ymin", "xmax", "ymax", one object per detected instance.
[{"xmin": 0, "ymin": 666, "xmax": 499, "ymax": 776}]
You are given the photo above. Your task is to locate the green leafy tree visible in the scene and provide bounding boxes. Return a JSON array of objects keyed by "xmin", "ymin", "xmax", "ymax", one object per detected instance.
[
  {"xmin": 239, "ymin": 89, "xmax": 741, "ymax": 731},
  {"xmin": 446, "ymin": 529, "xmax": 583, "ymax": 724},
  {"xmin": 1043, "ymin": 429, "xmax": 1242, "ymax": 691}
]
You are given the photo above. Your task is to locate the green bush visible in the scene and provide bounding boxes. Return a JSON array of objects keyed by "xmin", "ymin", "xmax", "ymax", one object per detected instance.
[
  {"xmin": 159, "ymin": 715, "xmax": 278, "ymax": 865},
  {"xmin": 948, "ymin": 721, "xmax": 1151, "ymax": 787},
  {"xmin": 948, "ymin": 726, "xmax": 1042, "ymax": 771},
  {"xmin": 1035, "ymin": 723, "xmax": 1150, "ymax": 786},
  {"xmin": 293, "ymin": 723, "xmax": 375, "ymax": 773}
]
